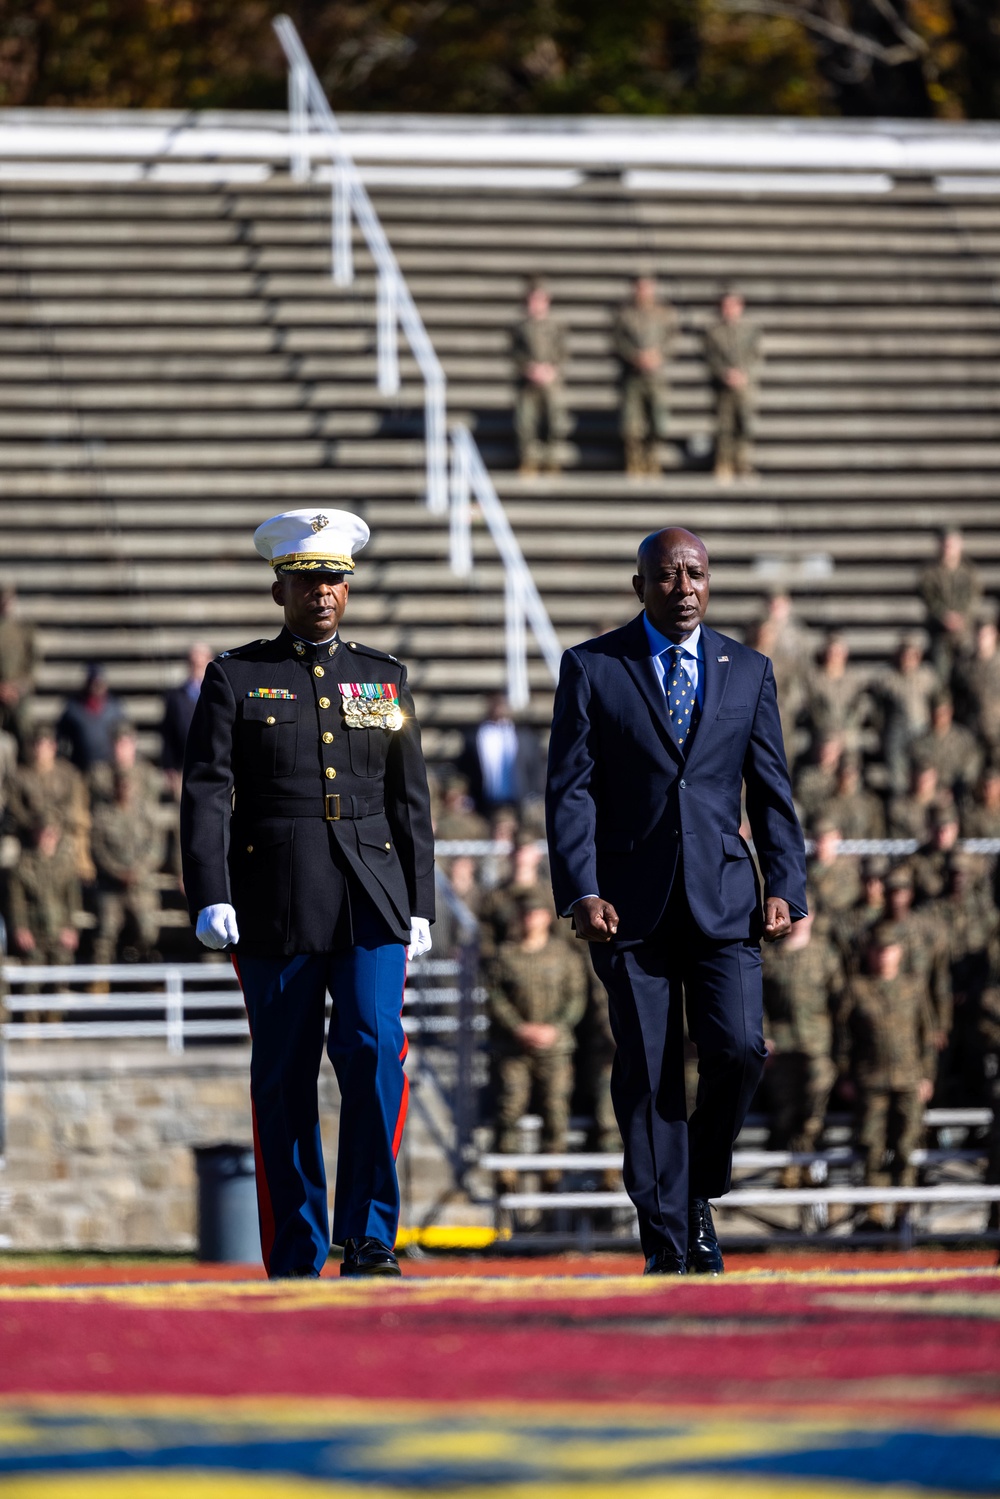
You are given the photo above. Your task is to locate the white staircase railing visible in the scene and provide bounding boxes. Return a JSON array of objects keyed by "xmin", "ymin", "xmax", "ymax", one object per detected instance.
[{"xmin": 273, "ymin": 14, "xmax": 561, "ymax": 710}]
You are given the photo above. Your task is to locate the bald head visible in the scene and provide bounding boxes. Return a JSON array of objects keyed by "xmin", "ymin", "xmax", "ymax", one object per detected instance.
[{"xmin": 633, "ymin": 529, "xmax": 710, "ymax": 642}]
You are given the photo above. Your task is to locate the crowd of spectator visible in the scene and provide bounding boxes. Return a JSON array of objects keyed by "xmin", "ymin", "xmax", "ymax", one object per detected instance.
[{"xmin": 0, "ymin": 633, "xmax": 213, "ymax": 986}]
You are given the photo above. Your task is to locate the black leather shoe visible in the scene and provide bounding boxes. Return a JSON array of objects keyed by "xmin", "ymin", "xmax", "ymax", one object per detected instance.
[
  {"xmin": 340, "ymin": 1237, "xmax": 402, "ymax": 1277},
  {"xmin": 643, "ymin": 1249, "xmax": 687, "ymax": 1275},
  {"xmin": 687, "ymin": 1197, "xmax": 724, "ymax": 1275}
]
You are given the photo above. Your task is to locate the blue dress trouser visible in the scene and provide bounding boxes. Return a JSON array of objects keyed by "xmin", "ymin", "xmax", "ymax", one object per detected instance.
[{"xmin": 233, "ymin": 902, "xmax": 408, "ymax": 1279}]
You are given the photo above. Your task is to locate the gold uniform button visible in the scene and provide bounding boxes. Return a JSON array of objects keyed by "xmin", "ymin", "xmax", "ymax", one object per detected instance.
[
  {"xmin": 266, "ymin": 715, "xmax": 276, "ymax": 725},
  {"xmin": 384, "ymin": 841, "xmax": 391, "ymax": 850},
  {"xmin": 322, "ymin": 731, "xmax": 334, "ymax": 744},
  {"xmin": 325, "ymin": 767, "xmax": 337, "ymax": 780},
  {"xmin": 246, "ymin": 844, "xmax": 254, "ymax": 853},
  {"xmin": 313, "ymin": 665, "xmax": 325, "ymax": 678},
  {"xmin": 318, "ymin": 696, "xmax": 330, "ymax": 709}
]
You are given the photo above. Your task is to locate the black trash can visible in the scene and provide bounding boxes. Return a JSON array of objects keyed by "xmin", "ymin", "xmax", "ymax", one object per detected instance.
[{"xmin": 194, "ymin": 1144, "xmax": 260, "ymax": 1264}]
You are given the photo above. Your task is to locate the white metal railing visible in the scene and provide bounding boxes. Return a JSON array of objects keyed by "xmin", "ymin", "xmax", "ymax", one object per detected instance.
[
  {"xmin": 272, "ymin": 15, "xmax": 561, "ymax": 712},
  {"xmin": 1, "ymin": 955, "xmax": 482, "ymax": 1051}
]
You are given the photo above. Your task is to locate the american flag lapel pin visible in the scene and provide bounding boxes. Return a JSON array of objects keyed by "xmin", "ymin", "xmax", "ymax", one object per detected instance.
[{"xmin": 717, "ymin": 655, "xmax": 729, "ymax": 662}]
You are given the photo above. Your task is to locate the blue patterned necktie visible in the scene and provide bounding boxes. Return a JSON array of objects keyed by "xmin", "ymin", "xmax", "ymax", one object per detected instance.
[{"xmin": 665, "ymin": 645, "xmax": 700, "ymax": 752}]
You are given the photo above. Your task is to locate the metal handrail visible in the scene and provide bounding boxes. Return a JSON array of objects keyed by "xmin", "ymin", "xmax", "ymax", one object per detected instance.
[
  {"xmin": 272, "ymin": 16, "xmax": 562, "ymax": 711},
  {"xmin": 274, "ymin": 14, "xmax": 446, "ymax": 512}
]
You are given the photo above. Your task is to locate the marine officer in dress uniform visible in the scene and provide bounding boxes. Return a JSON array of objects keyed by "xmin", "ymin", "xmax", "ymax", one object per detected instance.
[{"xmin": 180, "ymin": 509, "xmax": 435, "ymax": 1280}]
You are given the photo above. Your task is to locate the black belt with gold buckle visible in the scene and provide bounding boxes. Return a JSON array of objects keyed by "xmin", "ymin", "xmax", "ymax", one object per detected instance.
[{"xmin": 246, "ymin": 793, "xmax": 384, "ymax": 821}]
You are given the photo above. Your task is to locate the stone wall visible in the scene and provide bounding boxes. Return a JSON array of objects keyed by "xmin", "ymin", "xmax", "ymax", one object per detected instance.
[
  {"xmin": 0, "ymin": 1038, "xmax": 468, "ymax": 1252},
  {"xmin": 2, "ymin": 1043, "xmax": 318, "ymax": 1252}
]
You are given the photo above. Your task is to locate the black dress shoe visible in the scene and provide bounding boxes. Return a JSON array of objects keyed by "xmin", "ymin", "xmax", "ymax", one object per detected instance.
[
  {"xmin": 340, "ymin": 1237, "xmax": 402, "ymax": 1277},
  {"xmin": 687, "ymin": 1197, "xmax": 724, "ymax": 1275},
  {"xmin": 643, "ymin": 1249, "xmax": 687, "ymax": 1275}
]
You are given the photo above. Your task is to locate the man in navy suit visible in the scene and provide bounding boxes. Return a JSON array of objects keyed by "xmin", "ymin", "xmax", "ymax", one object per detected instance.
[{"xmin": 545, "ymin": 527, "xmax": 807, "ymax": 1275}]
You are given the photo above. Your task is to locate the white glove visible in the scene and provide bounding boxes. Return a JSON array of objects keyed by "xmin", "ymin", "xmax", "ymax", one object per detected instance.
[
  {"xmin": 196, "ymin": 903, "xmax": 240, "ymax": 950},
  {"xmin": 407, "ymin": 917, "xmax": 432, "ymax": 961}
]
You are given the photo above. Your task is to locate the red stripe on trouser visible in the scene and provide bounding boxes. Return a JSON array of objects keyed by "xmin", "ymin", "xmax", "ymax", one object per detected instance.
[
  {"xmin": 232, "ymin": 952, "xmax": 277, "ymax": 1277},
  {"xmin": 391, "ymin": 975, "xmax": 410, "ymax": 1160}
]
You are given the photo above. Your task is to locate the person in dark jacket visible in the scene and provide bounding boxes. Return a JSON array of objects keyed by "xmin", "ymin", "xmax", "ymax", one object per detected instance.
[{"xmin": 181, "ymin": 508, "xmax": 435, "ymax": 1281}]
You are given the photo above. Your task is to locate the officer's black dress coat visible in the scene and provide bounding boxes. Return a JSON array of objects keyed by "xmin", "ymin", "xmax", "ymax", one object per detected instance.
[{"xmin": 181, "ymin": 629, "xmax": 435, "ymax": 955}]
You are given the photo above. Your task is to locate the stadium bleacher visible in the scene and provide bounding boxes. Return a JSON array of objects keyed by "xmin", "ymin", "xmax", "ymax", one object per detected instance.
[{"xmin": 0, "ymin": 111, "xmax": 998, "ymax": 758}]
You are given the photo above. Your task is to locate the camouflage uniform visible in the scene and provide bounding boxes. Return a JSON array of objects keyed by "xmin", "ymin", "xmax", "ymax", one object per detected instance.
[
  {"xmin": 488, "ymin": 934, "xmax": 588, "ymax": 1153},
  {"xmin": 952, "ymin": 647, "xmax": 1000, "ymax": 750},
  {"xmin": 931, "ymin": 869, "xmax": 997, "ymax": 1101},
  {"xmin": 7, "ymin": 840, "xmax": 82, "ymax": 969},
  {"xmin": 613, "ymin": 300, "xmax": 678, "ymax": 472},
  {"xmin": 871, "ymin": 658, "xmax": 939, "ymax": 795},
  {"xmin": 808, "ymin": 856, "xmax": 862, "ymax": 921},
  {"xmin": 6, "ymin": 755, "xmax": 93, "ymax": 880},
  {"xmin": 703, "ymin": 317, "xmax": 762, "ymax": 474},
  {"xmin": 90, "ymin": 797, "xmax": 166, "ymax": 963},
  {"xmin": 795, "ymin": 764, "xmax": 838, "ymax": 830},
  {"xmin": 919, "ymin": 560, "xmax": 982, "ymax": 678},
  {"xmin": 841, "ymin": 970, "xmax": 936, "ymax": 1189},
  {"xmin": 512, "ymin": 315, "xmax": 568, "ymax": 472},
  {"xmin": 887, "ymin": 790, "xmax": 939, "ymax": 842},
  {"xmin": 0, "ymin": 615, "xmax": 36, "ymax": 747},
  {"xmin": 803, "ymin": 673, "xmax": 868, "ymax": 753},
  {"xmin": 88, "ymin": 754, "xmax": 163, "ymax": 808},
  {"xmin": 825, "ymin": 784, "xmax": 885, "ymax": 841},
  {"xmin": 762, "ymin": 931, "xmax": 842, "ymax": 1155},
  {"xmin": 910, "ymin": 721, "xmax": 982, "ymax": 798},
  {"xmin": 577, "ymin": 963, "xmax": 621, "ymax": 1154}
]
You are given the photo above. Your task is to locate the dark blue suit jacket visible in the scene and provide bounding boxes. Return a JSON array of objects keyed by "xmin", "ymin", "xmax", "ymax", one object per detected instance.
[{"xmin": 545, "ymin": 614, "xmax": 807, "ymax": 944}]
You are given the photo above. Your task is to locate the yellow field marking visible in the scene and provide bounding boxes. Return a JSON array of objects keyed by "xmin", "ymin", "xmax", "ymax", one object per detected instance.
[
  {"xmin": 0, "ymin": 1474, "xmax": 978, "ymax": 1499},
  {"xmin": 0, "ymin": 1265, "xmax": 996, "ymax": 1312}
]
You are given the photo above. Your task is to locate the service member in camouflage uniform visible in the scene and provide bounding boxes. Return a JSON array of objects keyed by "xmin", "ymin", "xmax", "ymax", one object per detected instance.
[
  {"xmin": 840, "ymin": 924, "xmax": 936, "ymax": 1213},
  {"xmin": 90, "ymin": 769, "xmax": 166, "ymax": 964},
  {"xmin": 761, "ymin": 908, "xmax": 843, "ymax": 1179},
  {"xmin": 511, "ymin": 278, "xmax": 568, "ymax": 476},
  {"xmin": 803, "ymin": 634, "xmax": 869, "ymax": 754},
  {"xmin": 826, "ymin": 753, "xmax": 885, "ymax": 841},
  {"xmin": 910, "ymin": 799, "xmax": 962, "ymax": 904},
  {"xmin": 0, "ymin": 584, "xmax": 36, "ymax": 751},
  {"xmin": 952, "ymin": 612, "xmax": 1000, "ymax": 753},
  {"xmin": 88, "ymin": 721, "xmax": 164, "ymax": 807},
  {"xmin": 919, "ymin": 529, "xmax": 983, "ymax": 680},
  {"xmin": 932, "ymin": 851, "xmax": 997, "ymax": 1102},
  {"xmin": 871, "ymin": 632, "xmax": 938, "ymax": 796},
  {"xmin": 837, "ymin": 856, "xmax": 890, "ymax": 976},
  {"xmin": 793, "ymin": 734, "xmax": 843, "ymax": 830},
  {"xmin": 884, "ymin": 863, "xmax": 951, "ymax": 1043},
  {"xmin": 7, "ymin": 823, "xmax": 82, "ymax": 970},
  {"xmin": 910, "ymin": 690, "xmax": 982, "ymax": 801},
  {"xmin": 808, "ymin": 815, "xmax": 861, "ymax": 921},
  {"xmin": 487, "ymin": 885, "xmax": 588, "ymax": 1185},
  {"xmin": 887, "ymin": 761, "xmax": 943, "ymax": 842},
  {"xmin": 613, "ymin": 275, "xmax": 678, "ymax": 477},
  {"xmin": 6, "ymin": 724, "xmax": 93, "ymax": 881},
  {"xmin": 703, "ymin": 287, "xmax": 762, "ymax": 482}
]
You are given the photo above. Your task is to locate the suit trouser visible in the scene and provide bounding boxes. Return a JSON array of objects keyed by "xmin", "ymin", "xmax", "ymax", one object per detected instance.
[
  {"xmin": 233, "ymin": 898, "xmax": 408, "ymax": 1279},
  {"xmin": 590, "ymin": 887, "xmax": 766, "ymax": 1259}
]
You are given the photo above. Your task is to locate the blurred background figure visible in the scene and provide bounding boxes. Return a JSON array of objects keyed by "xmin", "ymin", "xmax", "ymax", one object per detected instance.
[
  {"xmin": 613, "ymin": 274, "xmax": 677, "ymax": 477},
  {"xmin": 90, "ymin": 768, "xmax": 165, "ymax": 965},
  {"xmin": 459, "ymin": 693, "xmax": 544, "ymax": 820},
  {"xmin": 487, "ymin": 886, "xmax": 588, "ymax": 1191},
  {"xmin": 872, "ymin": 631, "xmax": 938, "ymax": 796},
  {"xmin": 704, "ymin": 286, "xmax": 762, "ymax": 483},
  {"xmin": 160, "ymin": 642, "xmax": 213, "ymax": 799},
  {"xmin": 919, "ymin": 528, "xmax": 982, "ymax": 680},
  {"xmin": 512, "ymin": 276, "xmax": 567, "ymax": 477},
  {"xmin": 56, "ymin": 663, "xmax": 125, "ymax": 774},
  {"xmin": 0, "ymin": 584, "xmax": 37, "ymax": 755}
]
